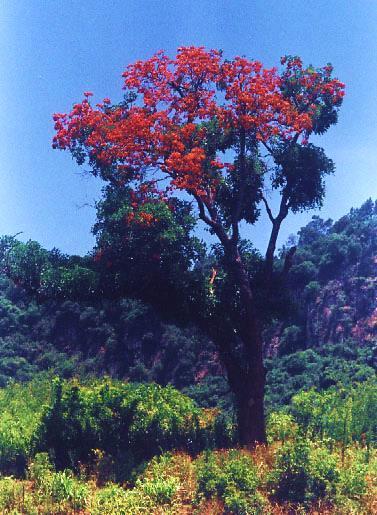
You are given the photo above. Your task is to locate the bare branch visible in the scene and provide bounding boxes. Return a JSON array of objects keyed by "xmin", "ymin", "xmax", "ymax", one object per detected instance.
[
  {"xmin": 264, "ymin": 193, "xmax": 289, "ymax": 282},
  {"xmin": 261, "ymin": 141, "xmax": 275, "ymax": 157},
  {"xmin": 192, "ymin": 192, "xmax": 230, "ymax": 247},
  {"xmin": 168, "ymin": 81, "xmax": 185, "ymax": 98},
  {"xmin": 261, "ymin": 195, "xmax": 275, "ymax": 223}
]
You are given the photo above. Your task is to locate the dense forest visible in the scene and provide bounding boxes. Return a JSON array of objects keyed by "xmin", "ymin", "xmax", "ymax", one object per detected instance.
[
  {"xmin": 0, "ymin": 199, "xmax": 375, "ymax": 513},
  {"xmin": 0, "ymin": 199, "xmax": 375, "ymax": 411}
]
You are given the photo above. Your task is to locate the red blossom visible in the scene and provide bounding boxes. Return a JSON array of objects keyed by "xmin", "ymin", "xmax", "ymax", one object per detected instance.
[{"xmin": 53, "ymin": 47, "xmax": 344, "ymax": 211}]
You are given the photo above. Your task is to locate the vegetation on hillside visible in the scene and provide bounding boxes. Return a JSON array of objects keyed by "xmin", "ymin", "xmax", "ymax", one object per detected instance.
[
  {"xmin": 0, "ymin": 376, "xmax": 374, "ymax": 513},
  {"xmin": 0, "ymin": 200, "xmax": 375, "ymax": 412},
  {"xmin": 0, "ymin": 200, "xmax": 375, "ymax": 511}
]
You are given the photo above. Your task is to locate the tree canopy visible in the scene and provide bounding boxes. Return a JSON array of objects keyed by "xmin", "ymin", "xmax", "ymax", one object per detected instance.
[{"xmin": 53, "ymin": 47, "xmax": 344, "ymax": 246}]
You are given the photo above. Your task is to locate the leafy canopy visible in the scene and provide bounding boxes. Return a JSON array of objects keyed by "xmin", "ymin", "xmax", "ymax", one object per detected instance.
[{"xmin": 53, "ymin": 47, "xmax": 344, "ymax": 234}]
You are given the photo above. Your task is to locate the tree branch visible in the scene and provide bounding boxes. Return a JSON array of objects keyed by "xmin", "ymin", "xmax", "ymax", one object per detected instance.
[
  {"xmin": 231, "ymin": 128, "xmax": 247, "ymax": 245},
  {"xmin": 261, "ymin": 141, "xmax": 275, "ymax": 157},
  {"xmin": 261, "ymin": 195, "xmax": 275, "ymax": 223},
  {"xmin": 264, "ymin": 193, "xmax": 289, "ymax": 282},
  {"xmin": 192, "ymin": 192, "xmax": 230, "ymax": 247}
]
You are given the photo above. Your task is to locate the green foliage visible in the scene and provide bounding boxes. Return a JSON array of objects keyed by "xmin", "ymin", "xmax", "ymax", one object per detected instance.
[
  {"xmin": 0, "ymin": 476, "xmax": 26, "ymax": 512},
  {"xmin": 28, "ymin": 452, "xmax": 54, "ymax": 486},
  {"xmin": 0, "ymin": 201, "xmax": 375, "ymax": 509},
  {"xmin": 40, "ymin": 378, "xmax": 229, "ymax": 477},
  {"xmin": 0, "ymin": 377, "xmax": 231, "ymax": 479},
  {"xmin": 272, "ymin": 143, "xmax": 335, "ymax": 213},
  {"xmin": 338, "ymin": 461, "xmax": 368, "ymax": 500},
  {"xmin": 0, "ymin": 376, "xmax": 52, "ymax": 474},
  {"xmin": 93, "ymin": 186, "xmax": 205, "ymax": 318},
  {"xmin": 279, "ymin": 325, "xmax": 304, "ymax": 354},
  {"xmin": 92, "ymin": 483, "xmax": 148, "ymax": 515},
  {"xmin": 0, "ymin": 239, "xmax": 49, "ymax": 293},
  {"xmin": 290, "ymin": 380, "xmax": 377, "ymax": 445},
  {"xmin": 269, "ymin": 439, "xmax": 339, "ymax": 504},
  {"xmin": 92, "ymin": 484, "xmax": 132, "ymax": 515},
  {"xmin": 36, "ymin": 469, "xmax": 89, "ymax": 511},
  {"xmin": 92, "ymin": 479, "xmax": 179, "ymax": 515},
  {"xmin": 91, "ymin": 453, "xmax": 185, "ymax": 514},
  {"xmin": 40, "ymin": 264, "xmax": 98, "ymax": 299},
  {"xmin": 136, "ymin": 475, "xmax": 179, "ymax": 505},
  {"xmin": 318, "ymin": 233, "xmax": 361, "ymax": 278},
  {"xmin": 266, "ymin": 342, "xmax": 376, "ymax": 408},
  {"xmin": 0, "ymin": 199, "xmax": 375, "ymax": 420},
  {"xmin": 0, "ymin": 377, "xmax": 373, "ymax": 512},
  {"xmin": 266, "ymin": 411, "xmax": 298, "ymax": 443},
  {"xmin": 195, "ymin": 450, "xmax": 265, "ymax": 513}
]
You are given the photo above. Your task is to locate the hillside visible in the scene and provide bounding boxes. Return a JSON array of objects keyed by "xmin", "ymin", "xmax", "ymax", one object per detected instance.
[{"xmin": 0, "ymin": 199, "xmax": 375, "ymax": 412}]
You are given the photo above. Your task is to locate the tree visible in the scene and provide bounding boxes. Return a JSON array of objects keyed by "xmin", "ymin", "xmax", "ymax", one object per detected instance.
[
  {"xmin": 92, "ymin": 185, "xmax": 205, "ymax": 315},
  {"xmin": 53, "ymin": 47, "xmax": 344, "ymax": 445}
]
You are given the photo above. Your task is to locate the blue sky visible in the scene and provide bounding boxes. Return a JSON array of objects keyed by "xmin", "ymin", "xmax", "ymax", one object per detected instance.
[{"xmin": 1, "ymin": 1, "xmax": 376, "ymax": 255}]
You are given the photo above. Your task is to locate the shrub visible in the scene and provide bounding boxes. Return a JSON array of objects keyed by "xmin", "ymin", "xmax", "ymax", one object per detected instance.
[
  {"xmin": 40, "ymin": 378, "xmax": 228, "ymax": 478},
  {"xmin": 0, "ymin": 452, "xmax": 91, "ymax": 513},
  {"xmin": 92, "ymin": 484, "xmax": 142, "ymax": 515},
  {"xmin": 32, "ymin": 461, "xmax": 89, "ymax": 512},
  {"xmin": 269, "ymin": 439, "xmax": 340, "ymax": 505},
  {"xmin": 0, "ymin": 477, "xmax": 24, "ymax": 512},
  {"xmin": 267, "ymin": 412, "xmax": 298, "ymax": 443},
  {"xmin": 308, "ymin": 445, "xmax": 339, "ymax": 500},
  {"xmin": 338, "ymin": 462, "xmax": 368, "ymax": 499},
  {"xmin": 269, "ymin": 439, "xmax": 311, "ymax": 503},
  {"xmin": 195, "ymin": 450, "xmax": 264, "ymax": 514},
  {"xmin": 47, "ymin": 471, "xmax": 89, "ymax": 510},
  {"xmin": 92, "ymin": 475, "xmax": 179, "ymax": 514},
  {"xmin": 290, "ymin": 380, "xmax": 377, "ymax": 446},
  {"xmin": 28, "ymin": 452, "xmax": 54, "ymax": 486},
  {"xmin": 0, "ymin": 377, "xmax": 52, "ymax": 475},
  {"xmin": 137, "ymin": 475, "xmax": 179, "ymax": 504}
]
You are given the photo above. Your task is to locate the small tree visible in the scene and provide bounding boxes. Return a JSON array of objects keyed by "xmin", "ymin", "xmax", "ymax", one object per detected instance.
[{"xmin": 53, "ymin": 47, "xmax": 344, "ymax": 445}]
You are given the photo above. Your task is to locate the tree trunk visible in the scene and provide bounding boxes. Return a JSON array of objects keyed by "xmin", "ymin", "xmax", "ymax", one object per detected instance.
[
  {"xmin": 222, "ymin": 248, "xmax": 267, "ymax": 446},
  {"xmin": 233, "ymin": 365, "xmax": 266, "ymax": 445}
]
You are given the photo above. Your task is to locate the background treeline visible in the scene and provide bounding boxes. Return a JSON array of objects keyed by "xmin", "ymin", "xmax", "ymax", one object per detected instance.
[
  {"xmin": 0, "ymin": 199, "xmax": 374, "ymax": 513},
  {"xmin": 0, "ymin": 199, "xmax": 375, "ymax": 413}
]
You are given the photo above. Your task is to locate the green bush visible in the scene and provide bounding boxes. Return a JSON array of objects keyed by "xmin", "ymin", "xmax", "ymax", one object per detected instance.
[
  {"xmin": 267, "ymin": 411, "xmax": 298, "ymax": 443},
  {"xmin": 338, "ymin": 462, "xmax": 368, "ymax": 499},
  {"xmin": 137, "ymin": 475, "xmax": 179, "ymax": 504},
  {"xmin": 195, "ymin": 450, "xmax": 264, "ymax": 514},
  {"xmin": 308, "ymin": 446, "xmax": 339, "ymax": 500},
  {"xmin": 92, "ymin": 474, "xmax": 179, "ymax": 514},
  {"xmin": 290, "ymin": 380, "xmax": 377, "ymax": 446},
  {"xmin": 269, "ymin": 439, "xmax": 340, "ymax": 504},
  {"xmin": 40, "ymin": 378, "xmax": 228, "ymax": 479},
  {"xmin": 35, "ymin": 468, "xmax": 89, "ymax": 511},
  {"xmin": 92, "ymin": 483, "xmax": 152, "ymax": 515},
  {"xmin": 28, "ymin": 452, "xmax": 54, "ymax": 486},
  {"xmin": 0, "ymin": 377, "xmax": 52, "ymax": 475},
  {"xmin": 269, "ymin": 439, "xmax": 311, "ymax": 503},
  {"xmin": 0, "ymin": 476, "xmax": 36, "ymax": 513},
  {"xmin": 0, "ymin": 477, "xmax": 24, "ymax": 512}
]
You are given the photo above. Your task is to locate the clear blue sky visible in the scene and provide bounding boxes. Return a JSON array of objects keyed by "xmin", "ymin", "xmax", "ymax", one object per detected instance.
[{"xmin": 1, "ymin": 1, "xmax": 376, "ymax": 255}]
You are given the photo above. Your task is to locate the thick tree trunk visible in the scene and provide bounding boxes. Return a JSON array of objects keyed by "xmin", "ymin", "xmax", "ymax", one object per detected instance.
[
  {"xmin": 222, "ymin": 248, "xmax": 267, "ymax": 446},
  {"xmin": 226, "ymin": 328, "xmax": 267, "ymax": 445},
  {"xmin": 214, "ymin": 327, "xmax": 266, "ymax": 445},
  {"xmin": 229, "ymin": 359, "xmax": 266, "ymax": 445}
]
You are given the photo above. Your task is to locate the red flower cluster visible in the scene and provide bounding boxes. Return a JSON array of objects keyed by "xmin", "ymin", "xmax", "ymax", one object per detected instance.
[{"xmin": 53, "ymin": 47, "xmax": 345, "ymax": 209}]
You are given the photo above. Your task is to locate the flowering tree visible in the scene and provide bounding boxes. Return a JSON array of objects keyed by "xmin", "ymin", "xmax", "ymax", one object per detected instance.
[{"xmin": 53, "ymin": 47, "xmax": 344, "ymax": 444}]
